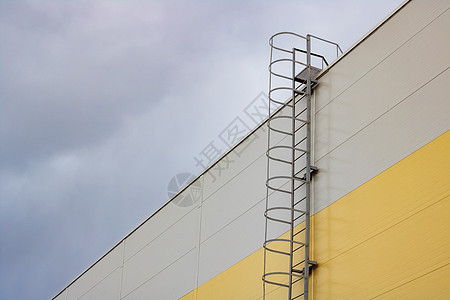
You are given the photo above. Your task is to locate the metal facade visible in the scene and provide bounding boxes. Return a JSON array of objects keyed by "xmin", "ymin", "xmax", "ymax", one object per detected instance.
[{"xmin": 54, "ymin": 0, "xmax": 450, "ymax": 299}]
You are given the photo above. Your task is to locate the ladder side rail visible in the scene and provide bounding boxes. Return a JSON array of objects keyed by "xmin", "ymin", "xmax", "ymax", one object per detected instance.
[
  {"xmin": 303, "ymin": 34, "xmax": 312, "ymax": 300},
  {"xmin": 288, "ymin": 48, "xmax": 297, "ymax": 300}
]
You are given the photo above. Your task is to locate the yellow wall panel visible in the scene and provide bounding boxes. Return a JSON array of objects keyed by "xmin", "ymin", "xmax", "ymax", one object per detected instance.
[
  {"xmin": 372, "ymin": 263, "xmax": 450, "ymax": 300},
  {"xmin": 311, "ymin": 131, "xmax": 450, "ymax": 298},
  {"xmin": 312, "ymin": 130, "xmax": 450, "ymax": 263},
  {"xmin": 180, "ymin": 132, "xmax": 450, "ymax": 299},
  {"xmin": 179, "ymin": 290, "xmax": 196, "ymax": 300},
  {"xmin": 312, "ymin": 196, "xmax": 450, "ymax": 299},
  {"xmin": 189, "ymin": 248, "xmax": 264, "ymax": 300}
]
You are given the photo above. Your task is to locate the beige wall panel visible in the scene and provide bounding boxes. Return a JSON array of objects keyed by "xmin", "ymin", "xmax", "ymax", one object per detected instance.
[
  {"xmin": 77, "ymin": 268, "xmax": 122, "ymax": 300},
  {"xmin": 198, "ymin": 143, "xmax": 295, "ymax": 283},
  {"xmin": 124, "ymin": 178, "xmax": 201, "ymax": 261},
  {"xmin": 66, "ymin": 241, "xmax": 124, "ymax": 300},
  {"xmin": 198, "ymin": 199, "xmax": 265, "ymax": 286},
  {"xmin": 314, "ymin": 0, "xmax": 449, "ymax": 111},
  {"xmin": 315, "ymin": 9, "xmax": 449, "ymax": 161},
  {"xmin": 314, "ymin": 69, "xmax": 449, "ymax": 214},
  {"xmin": 122, "ymin": 249, "xmax": 197, "ymax": 300},
  {"xmin": 202, "ymin": 125, "xmax": 267, "ymax": 201},
  {"xmin": 121, "ymin": 207, "xmax": 200, "ymax": 297},
  {"xmin": 200, "ymin": 154, "xmax": 267, "ymax": 242},
  {"xmin": 202, "ymin": 104, "xmax": 295, "ymax": 202}
]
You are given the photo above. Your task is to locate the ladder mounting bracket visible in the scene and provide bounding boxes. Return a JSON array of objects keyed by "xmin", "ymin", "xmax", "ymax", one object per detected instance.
[
  {"xmin": 301, "ymin": 166, "xmax": 319, "ymax": 180},
  {"xmin": 308, "ymin": 260, "xmax": 318, "ymax": 267},
  {"xmin": 292, "ymin": 260, "xmax": 318, "ymax": 276}
]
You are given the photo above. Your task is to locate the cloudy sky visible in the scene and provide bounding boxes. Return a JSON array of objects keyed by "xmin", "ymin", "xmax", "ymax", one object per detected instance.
[{"xmin": 0, "ymin": 1, "xmax": 403, "ymax": 299}]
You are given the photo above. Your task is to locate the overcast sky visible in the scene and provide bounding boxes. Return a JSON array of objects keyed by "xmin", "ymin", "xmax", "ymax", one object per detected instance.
[{"xmin": 0, "ymin": 1, "xmax": 404, "ymax": 299}]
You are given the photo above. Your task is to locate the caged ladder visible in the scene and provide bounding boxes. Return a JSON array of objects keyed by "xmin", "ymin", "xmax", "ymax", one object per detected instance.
[{"xmin": 263, "ymin": 32, "xmax": 342, "ymax": 300}]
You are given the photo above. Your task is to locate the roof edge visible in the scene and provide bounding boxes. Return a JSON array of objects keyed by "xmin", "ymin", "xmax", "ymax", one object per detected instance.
[{"xmin": 316, "ymin": 0, "xmax": 411, "ymax": 79}]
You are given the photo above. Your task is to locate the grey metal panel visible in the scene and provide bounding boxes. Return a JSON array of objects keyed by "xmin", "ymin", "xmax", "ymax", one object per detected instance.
[
  {"xmin": 66, "ymin": 242, "xmax": 124, "ymax": 300},
  {"xmin": 198, "ymin": 199, "xmax": 266, "ymax": 286},
  {"xmin": 314, "ymin": 0, "xmax": 449, "ymax": 112},
  {"xmin": 312, "ymin": 6, "xmax": 450, "ymax": 214},
  {"xmin": 124, "ymin": 177, "xmax": 202, "ymax": 261},
  {"xmin": 198, "ymin": 129, "xmax": 301, "ymax": 284},
  {"xmin": 78, "ymin": 268, "xmax": 122, "ymax": 300},
  {"xmin": 121, "ymin": 206, "xmax": 200, "ymax": 297},
  {"xmin": 202, "ymin": 125, "xmax": 267, "ymax": 202},
  {"xmin": 122, "ymin": 249, "xmax": 197, "ymax": 300},
  {"xmin": 200, "ymin": 153, "xmax": 267, "ymax": 242},
  {"xmin": 314, "ymin": 68, "xmax": 450, "ymax": 214},
  {"xmin": 315, "ymin": 8, "xmax": 449, "ymax": 162}
]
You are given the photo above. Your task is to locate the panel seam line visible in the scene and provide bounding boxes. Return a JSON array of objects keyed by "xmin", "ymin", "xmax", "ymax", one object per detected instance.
[
  {"xmin": 316, "ymin": 66, "xmax": 449, "ymax": 164},
  {"xmin": 121, "ymin": 247, "xmax": 196, "ymax": 299},
  {"xmin": 315, "ymin": 7, "xmax": 449, "ymax": 114},
  {"xmin": 318, "ymin": 194, "xmax": 449, "ymax": 265},
  {"xmin": 369, "ymin": 262, "xmax": 450, "ymax": 299}
]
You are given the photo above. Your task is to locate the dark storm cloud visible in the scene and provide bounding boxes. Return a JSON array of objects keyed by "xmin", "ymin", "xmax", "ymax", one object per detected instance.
[{"xmin": 0, "ymin": 1, "xmax": 404, "ymax": 299}]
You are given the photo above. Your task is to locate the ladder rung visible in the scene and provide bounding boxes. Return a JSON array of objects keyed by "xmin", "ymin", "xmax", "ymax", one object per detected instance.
[
  {"xmin": 293, "ymin": 244, "xmax": 305, "ymax": 252},
  {"xmin": 293, "ymin": 227, "xmax": 306, "ymax": 238},
  {"xmin": 293, "ymin": 260, "xmax": 306, "ymax": 269},
  {"xmin": 293, "ymin": 182, "xmax": 306, "ymax": 192},
  {"xmin": 294, "ymin": 152, "xmax": 307, "ymax": 162},
  {"xmin": 294, "ymin": 166, "xmax": 306, "ymax": 176},
  {"xmin": 295, "ymin": 107, "xmax": 307, "ymax": 118},
  {"xmin": 293, "ymin": 213, "xmax": 306, "ymax": 222},
  {"xmin": 294, "ymin": 93, "xmax": 306, "ymax": 103},
  {"xmin": 291, "ymin": 292, "xmax": 305, "ymax": 300},
  {"xmin": 294, "ymin": 167, "xmax": 307, "ymax": 178},
  {"xmin": 295, "ymin": 136, "xmax": 307, "ymax": 148},
  {"xmin": 294, "ymin": 122, "xmax": 308, "ymax": 133},
  {"xmin": 292, "ymin": 277, "xmax": 304, "ymax": 285}
]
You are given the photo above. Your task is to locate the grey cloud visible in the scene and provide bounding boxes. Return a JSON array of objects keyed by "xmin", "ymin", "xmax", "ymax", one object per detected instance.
[{"xmin": 0, "ymin": 1, "xmax": 207, "ymax": 170}]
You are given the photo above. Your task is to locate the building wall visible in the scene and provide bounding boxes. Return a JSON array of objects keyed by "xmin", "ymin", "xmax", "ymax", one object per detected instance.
[
  {"xmin": 54, "ymin": 0, "xmax": 450, "ymax": 299},
  {"xmin": 181, "ymin": 131, "xmax": 450, "ymax": 300}
]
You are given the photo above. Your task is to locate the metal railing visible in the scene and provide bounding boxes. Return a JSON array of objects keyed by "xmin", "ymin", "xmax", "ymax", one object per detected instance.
[{"xmin": 263, "ymin": 32, "xmax": 342, "ymax": 300}]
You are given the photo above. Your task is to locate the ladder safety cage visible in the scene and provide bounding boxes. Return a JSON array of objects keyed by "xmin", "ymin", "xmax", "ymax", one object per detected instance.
[{"xmin": 263, "ymin": 32, "xmax": 342, "ymax": 300}]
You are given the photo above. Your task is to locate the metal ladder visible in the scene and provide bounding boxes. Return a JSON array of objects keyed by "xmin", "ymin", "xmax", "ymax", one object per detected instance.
[{"xmin": 263, "ymin": 32, "xmax": 342, "ymax": 300}]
